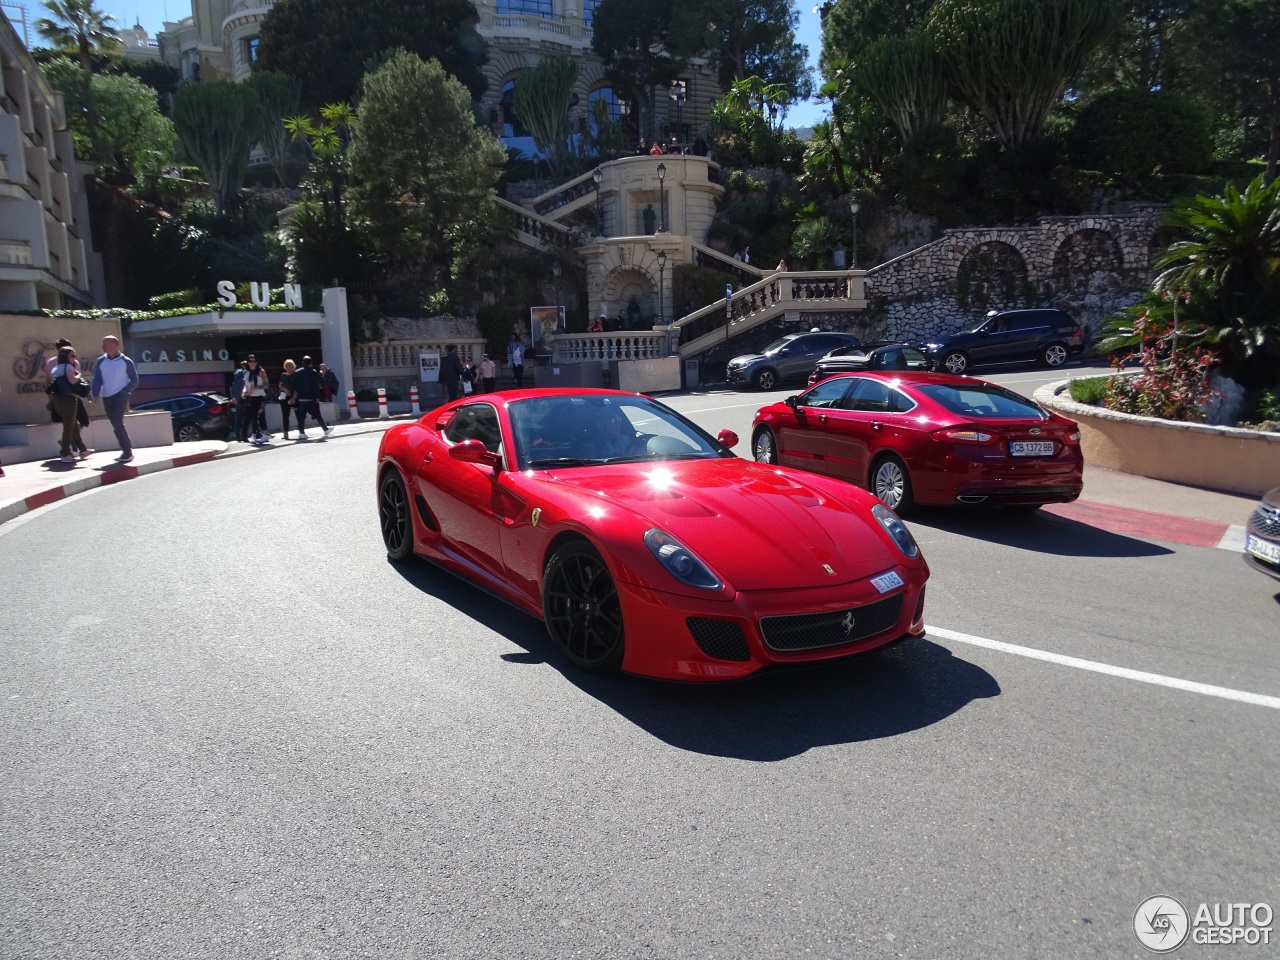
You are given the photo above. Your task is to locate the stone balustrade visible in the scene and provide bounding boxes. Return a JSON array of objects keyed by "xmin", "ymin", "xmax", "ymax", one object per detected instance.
[
  {"xmin": 548, "ymin": 331, "xmax": 669, "ymax": 364},
  {"xmin": 353, "ymin": 340, "xmax": 486, "ymax": 374}
]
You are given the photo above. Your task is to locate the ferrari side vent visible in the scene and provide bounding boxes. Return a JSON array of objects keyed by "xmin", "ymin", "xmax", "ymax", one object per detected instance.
[
  {"xmin": 414, "ymin": 495, "xmax": 438, "ymax": 532},
  {"xmin": 686, "ymin": 618, "xmax": 750, "ymax": 661}
]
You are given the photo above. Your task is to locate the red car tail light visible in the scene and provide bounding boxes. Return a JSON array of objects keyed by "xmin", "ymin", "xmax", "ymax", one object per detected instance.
[
  {"xmin": 1064, "ymin": 430, "xmax": 1081, "ymax": 444},
  {"xmin": 933, "ymin": 427, "xmax": 995, "ymax": 444},
  {"xmin": 207, "ymin": 404, "xmax": 225, "ymax": 414}
]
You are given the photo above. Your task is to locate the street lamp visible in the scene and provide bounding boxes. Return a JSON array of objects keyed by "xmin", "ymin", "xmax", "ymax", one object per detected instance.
[
  {"xmin": 592, "ymin": 166, "xmax": 603, "ymax": 236},
  {"xmin": 850, "ymin": 195, "xmax": 861, "ymax": 269},
  {"xmin": 656, "ymin": 249, "xmax": 667, "ymax": 324},
  {"xmin": 656, "ymin": 161, "xmax": 666, "ymax": 232},
  {"xmin": 669, "ymin": 80, "xmax": 686, "ymax": 145}
]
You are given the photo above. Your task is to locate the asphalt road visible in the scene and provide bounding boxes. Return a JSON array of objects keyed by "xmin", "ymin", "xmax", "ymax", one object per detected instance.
[{"xmin": 2, "ymin": 380, "xmax": 1277, "ymax": 960}]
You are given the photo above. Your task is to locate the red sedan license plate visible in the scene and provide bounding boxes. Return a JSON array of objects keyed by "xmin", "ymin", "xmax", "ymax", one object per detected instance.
[{"xmin": 1010, "ymin": 441, "xmax": 1055, "ymax": 456}]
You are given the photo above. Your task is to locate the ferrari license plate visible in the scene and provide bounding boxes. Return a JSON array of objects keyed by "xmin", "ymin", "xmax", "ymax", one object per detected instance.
[
  {"xmin": 1010, "ymin": 441, "xmax": 1055, "ymax": 457},
  {"xmin": 870, "ymin": 570, "xmax": 905, "ymax": 594},
  {"xmin": 1246, "ymin": 534, "xmax": 1280, "ymax": 564}
]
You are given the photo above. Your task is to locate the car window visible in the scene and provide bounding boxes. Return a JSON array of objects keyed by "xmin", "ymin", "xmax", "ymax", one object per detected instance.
[
  {"xmin": 444, "ymin": 402, "xmax": 502, "ymax": 453},
  {"xmin": 915, "ymin": 383, "xmax": 1046, "ymax": 418},
  {"xmin": 871, "ymin": 348, "xmax": 912, "ymax": 371},
  {"xmin": 1010, "ymin": 313, "xmax": 1047, "ymax": 331},
  {"xmin": 174, "ymin": 398, "xmax": 201, "ymax": 413},
  {"xmin": 798, "ymin": 378, "xmax": 852, "ymax": 409},
  {"xmin": 843, "ymin": 379, "xmax": 894, "ymax": 412},
  {"xmin": 763, "ymin": 335, "xmax": 796, "ymax": 354}
]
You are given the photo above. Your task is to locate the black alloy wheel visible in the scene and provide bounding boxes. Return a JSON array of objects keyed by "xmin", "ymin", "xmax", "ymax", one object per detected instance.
[
  {"xmin": 379, "ymin": 468, "xmax": 415, "ymax": 561},
  {"xmin": 175, "ymin": 424, "xmax": 202, "ymax": 443},
  {"xmin": 754, "ymin": 368, "xmax": 778, "ymax": 391},
  {"xmin": 542, "ymin": 541, "xmax": 625, "ymax": 674},
  {"xmin": 872, "ymin": 454, "xmax": 914, "ymax": 515},
  {"xmin": 942, "ymin": 351, "xmax": 968, "ymax": 375},
  {"xmin": 753, "ymin": 426, "xmax": 778, "ymax": 464}
]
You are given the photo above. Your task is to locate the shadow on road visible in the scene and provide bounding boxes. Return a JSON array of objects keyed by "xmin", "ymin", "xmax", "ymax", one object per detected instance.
[
  {"xmin": 906, "ymin": 506, "xmax": 1174, "ymax": 558},
  {"xmin": 391, "ymin": 558, "xmax": 1000, "ymax": 761}
]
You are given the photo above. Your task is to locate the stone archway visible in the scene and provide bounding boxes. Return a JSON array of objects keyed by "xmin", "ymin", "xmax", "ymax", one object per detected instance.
[
  {"xmin": 603, "ymin": 267, "xmax": 658, "ymax": 330},
  {"xmin": 1051, "ymin": 228, "xmax": 1123, "ymax": 292},
  {"xmin": 955, "ymin": 241, "xmax": 1030, "ymax": 311}
]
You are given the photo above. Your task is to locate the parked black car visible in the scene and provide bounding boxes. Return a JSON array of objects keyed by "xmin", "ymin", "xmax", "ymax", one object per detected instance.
[
  {"xmin": 807, "ymin": 342, "xmax": 931, "ymax": 387},
  {"xmin": 131, "ymin": 393, "xmax": 234, "ymax": 442},
  {"xmin": 918, "ymin": 309, "xmax": 1085, "ymax": 375},
  {"xmin": 1243, "ymin": 487, "xmax": 1280, "ymax": 583},
  {"xmin": 726, "ymin": 331, "xmax": 863, "ymax": 390}
]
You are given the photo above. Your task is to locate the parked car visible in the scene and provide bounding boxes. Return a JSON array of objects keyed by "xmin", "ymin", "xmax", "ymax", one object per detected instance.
[
  {"xmin": 726, "ymin": 331, "xmax": 863, "ymax": 390},
  {"xmin": 751, "ymin": 372, "xmax": 1083, "ymax": 514},
  {"xmin": 1243, "ymin": 487, "xmax": 1280, "ymax": 582},
  {"xmin": 376, "ymin": 388, "xmax": 929, "ymax": 680},
  {"xmin": 918, "ymin": 308, "xmax": 1085, "ymax": 375},
  {"xmin": 808, "ymin": 342, "xmax": 931, "ymax": 388},
  {"xmin": 131, "ymin": 393, "xmax": 234, "ymax": 442}
]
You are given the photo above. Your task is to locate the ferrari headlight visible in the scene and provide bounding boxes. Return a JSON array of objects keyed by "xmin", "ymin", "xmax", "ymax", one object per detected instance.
[
  {"xmin": 871, "ymin": 504, "xmax": 919, "ymax": 559},
  {"xmin": 644, "ymin": 529, "xmax": 721, "ymax": 590}
]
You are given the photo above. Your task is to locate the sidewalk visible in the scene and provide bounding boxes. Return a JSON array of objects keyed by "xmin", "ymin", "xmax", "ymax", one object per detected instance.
[
  {"xmin": 0, "ymin": 411, "xmax": 1263, "ymax": 550},
  {"xmin": 0, "ymin": 416, "xmax": 403, "ymax": 526}
]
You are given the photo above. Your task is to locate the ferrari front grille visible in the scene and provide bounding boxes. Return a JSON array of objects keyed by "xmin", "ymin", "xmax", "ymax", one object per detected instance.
[
  {"xmin": 760, "ymin": 593, "xmax": 904, "ymax": 652},
  {"xmin": 686, "ymin": 618, "xmax": 751, "ymax": 661}
]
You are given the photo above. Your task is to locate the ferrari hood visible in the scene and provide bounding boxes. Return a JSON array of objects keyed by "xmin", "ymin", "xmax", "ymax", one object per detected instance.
[{"xmin": 542, "ymin": 459, "xmax": 902, "ymax": 591}]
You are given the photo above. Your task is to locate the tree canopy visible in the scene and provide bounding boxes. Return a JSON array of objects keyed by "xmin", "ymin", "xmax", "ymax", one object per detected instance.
[
  {"xmin": 256, "ymin": 0, "xmax": 488, "ymax": 109},
  {"xmin": 513, "ymin": 57, "xmax": 579, "ymax": 178},
  {"xmin": 172, "ymin": 81, "xmax": 263, "ymax": 215},
  {"xmin": 696, "ymin": 0, "xmax": 814, "ymax": 104},
  {"xmin": 592, "ymin": 0, "xmax": 698, "ymax": 141},
  {"xmin": 348, "ymin": 51, "xmax": 506, "ymax": 276}
]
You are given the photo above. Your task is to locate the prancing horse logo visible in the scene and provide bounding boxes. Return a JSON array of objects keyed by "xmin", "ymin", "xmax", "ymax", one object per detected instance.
[{"xmin": 841, "ymin": 611, "xmax": 856, "ymax": 635}]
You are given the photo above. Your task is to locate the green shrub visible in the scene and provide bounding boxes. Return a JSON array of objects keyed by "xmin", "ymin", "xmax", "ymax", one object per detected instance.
[
  {"xmin": 1069, "ymin": 89, "xmax": 1213, "ymax": 180},
  {"xmin": 1069, "ymin": 376, "xmax": 1112, "ymax": 405},
  {"xmin": 147, "ymin": 288, "xmax": 205, "ymax": 310}
]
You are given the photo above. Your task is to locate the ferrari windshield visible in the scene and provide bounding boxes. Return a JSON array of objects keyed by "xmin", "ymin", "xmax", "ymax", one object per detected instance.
[{"xmin": 508, "ymin": 394, "xmax": 729, "ymax": 470}]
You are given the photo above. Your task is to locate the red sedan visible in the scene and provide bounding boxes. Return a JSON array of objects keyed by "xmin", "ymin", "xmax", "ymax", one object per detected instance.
[
  {"xmin": 751, "ymin": 372, "xmax": 1083, "ymax": 513},
  {"xmin": 377, "ymin": 389, "xmax": 929, "ymax": 681}
]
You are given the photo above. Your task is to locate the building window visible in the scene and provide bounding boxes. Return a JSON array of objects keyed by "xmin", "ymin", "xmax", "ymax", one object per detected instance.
[
  {"xmin": 501, "ymin": 78, "xmax": 527, "ymax": 138},
  {"xmin": 245, "ymin": 36, "xmax": 260, "ymax": 64},
  {"xmin": 583, "ymin": 0, "xmax": 598, "ymax": 24},
  {"xmin": 497, "ymin": 0, "xmax": 554, "ymax": 15}
]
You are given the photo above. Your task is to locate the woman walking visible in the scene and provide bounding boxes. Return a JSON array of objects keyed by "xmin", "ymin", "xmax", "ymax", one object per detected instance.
[
  {"xmin": 50, "ymin": 346, "xmax": 86, "ymax": 463},
  {"xmin": 277, "ymin": 358, "xmax": 298, "ymax": 441},
  {"xmin": 241, "ymin": 355, "xmax": 270, "ymax": 445}
]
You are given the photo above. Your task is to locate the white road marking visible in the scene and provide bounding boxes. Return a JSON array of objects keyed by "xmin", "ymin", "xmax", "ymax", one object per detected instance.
[
  {"xmin": 1217, "ymin": 524, "xmax": 1247, "ymax": 552},
  {"xmin": 927, "ymin": 625, "xmax": 1280, "ymax": 710}
]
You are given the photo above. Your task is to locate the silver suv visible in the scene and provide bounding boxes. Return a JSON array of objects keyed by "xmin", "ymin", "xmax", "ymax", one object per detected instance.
[{"xmin": 726, "ymin": 332, "xmax": 863, "ymax": 390}]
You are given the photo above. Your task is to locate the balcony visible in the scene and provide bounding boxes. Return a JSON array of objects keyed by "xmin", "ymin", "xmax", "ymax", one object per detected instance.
[{"xmin": 0, "ymin": 239, "xmax": 34, "ymax": 265}]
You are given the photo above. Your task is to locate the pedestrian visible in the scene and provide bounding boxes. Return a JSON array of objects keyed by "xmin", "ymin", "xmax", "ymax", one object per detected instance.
[
  {"xmin": 44, "ymin": 338, "xmax": 77, "ymax": 384},
  {"xmin": 230, "ymin": 361, "xmax": 248, "ymax": 441},
  {"xmin": 461, "ymin": 357, "xmax": 478, "ymax": 396},
  {"xmin": 319, "ymin": 362, "xmax": 339, "ymax": 402},
  {"xmin": 44, "ymin": 338, "xmax": 91, "ymax": 457},
  {"xmin": 507, "ymin": 335, "xmax": 526, "ymax": 389},
  {"xmin": 438, "ymin": 344, "xmax": 464, "ymax": 402},
  {"xmin": 90, "ymin": 335, "xmax": 138, "ymax": 464},
  {"xmin": 649, "ymin": 140, "xmax": 664, "ymax": 155},
  {"xmin": 588, "ymin": 313, "xmax": 605, "ymax": 333},
  {"xmin": 240, "ymin": 355, "xmax": 271, "ymax": 444},
  {"xmin": 292, "ymin": 355, "xmax": 333, "ymax": 440},
  {"xmin": 277, "ymin": 358, "xmax": 298, "ymax": 441},
  {"xmin": 49, "ymin": 346, "xmax": 86, "ymax": 464},
  {"xmin": 479, "ymin": 353, "xmax": 496, "ymax": 393}
]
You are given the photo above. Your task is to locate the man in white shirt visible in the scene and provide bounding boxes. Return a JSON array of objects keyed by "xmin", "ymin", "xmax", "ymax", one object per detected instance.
[{"xmin": 90, "ymin": 336, "xmax": 139, "ymax": 463}]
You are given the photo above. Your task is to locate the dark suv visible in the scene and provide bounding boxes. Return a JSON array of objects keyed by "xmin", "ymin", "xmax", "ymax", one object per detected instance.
[
  {"xmin": 726, "ymin": 331, "xmax": 863, "ymax": 390},
  {"xmin": 918, "ymin": 309, "xmax": 1084, "ymax": 375}
]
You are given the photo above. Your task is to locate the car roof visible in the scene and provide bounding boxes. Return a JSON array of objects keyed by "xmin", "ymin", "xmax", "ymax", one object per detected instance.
[{"xmin": 810, "ymin": 370, "xmax": 993, "ymax": 389}]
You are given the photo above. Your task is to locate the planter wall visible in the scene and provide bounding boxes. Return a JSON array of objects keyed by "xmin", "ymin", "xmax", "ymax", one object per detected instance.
[{"xmin": 1037, "ymin": 382, "xmax": 1280, "ymax": 497}]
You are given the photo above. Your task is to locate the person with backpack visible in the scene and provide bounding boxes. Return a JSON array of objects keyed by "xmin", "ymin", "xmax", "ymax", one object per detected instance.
[{"xmin": 48, "ymin": 346, "xmax": 87, "ymax": 463}]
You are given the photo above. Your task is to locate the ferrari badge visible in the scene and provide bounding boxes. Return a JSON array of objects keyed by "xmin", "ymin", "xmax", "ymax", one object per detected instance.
[{"xmin": 531, "ymin": 507, "xmax": 542, "ymax": 527}]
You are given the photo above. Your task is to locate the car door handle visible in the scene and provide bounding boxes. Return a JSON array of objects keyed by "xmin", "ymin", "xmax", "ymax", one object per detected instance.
[
  {"xmin": 818, "ymin": 414, "xmax": 829, "ymax": 423},
  {"xmin": 423, "ymin": 451, "xmax": 433, "ymax": 463},
  {"xmin": 871, "ymin": 421, "xmax": 882, "ymax": 431}
]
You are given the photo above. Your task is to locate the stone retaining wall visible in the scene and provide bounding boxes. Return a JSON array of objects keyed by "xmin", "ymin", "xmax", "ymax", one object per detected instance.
[{"xmin": 1036, "ymin": 381, "xmax": 1280, "ymax": 498}]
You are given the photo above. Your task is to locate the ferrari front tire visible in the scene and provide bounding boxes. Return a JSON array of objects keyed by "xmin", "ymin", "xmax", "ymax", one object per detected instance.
[
  {"xmin": 542, "ymin": 540, "xmax": 625, "ymax": 674},
  {"xmin": 379, "ymin": 468, "xmax": 415, "ymax": 562}
]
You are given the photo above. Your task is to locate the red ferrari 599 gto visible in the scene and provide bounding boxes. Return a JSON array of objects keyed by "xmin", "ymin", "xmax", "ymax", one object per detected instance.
[{"xmin": 376, "ymin": 389, "xmax": 929, "ymax": 681}]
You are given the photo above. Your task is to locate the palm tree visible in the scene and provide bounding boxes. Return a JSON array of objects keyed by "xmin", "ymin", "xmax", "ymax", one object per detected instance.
[{"xmin": 37, "ymin": 0, "xmax": 120, "ymax": 158}]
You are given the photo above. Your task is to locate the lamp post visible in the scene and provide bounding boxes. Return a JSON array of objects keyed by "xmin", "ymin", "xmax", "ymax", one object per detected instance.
[
  {"xmin": 669, "ymin": 80, "xmax": 686, "ymax": 145},
  {"xmin": 656, "ymin": 161, "xmax": 666, "ymax": 232},
  {"xmin": 656, "ymin": 249, "xmax": 667, "ymax": 324},
  {"xmin": 850, "ymin": 195, "xmax": 860, "ymax": 269},
  {"xmin": 592, "ymin": 166, "xmax": 603, "ymax": 236}
]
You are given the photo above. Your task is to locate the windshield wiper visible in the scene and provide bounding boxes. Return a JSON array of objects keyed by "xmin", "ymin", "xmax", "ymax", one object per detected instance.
[{"xmin": 524, "ymin": 457, "xmax": 607, "ymax": 468}]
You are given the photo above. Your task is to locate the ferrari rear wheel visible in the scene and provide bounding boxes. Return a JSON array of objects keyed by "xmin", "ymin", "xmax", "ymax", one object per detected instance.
[
  {"xmin": 752, "ymin": 426, "xmax": 778, "ymax": 464},
  {"xmin": 379, "ymin": 468, "xmax": 415, "ymax": 562},
  {"xmin": 543, "ymin": 541, "xmax": 624, "ymax": 674},
  {"xmin": 872, "ymin": 454, "xmax": 914, "ymax": 515}
]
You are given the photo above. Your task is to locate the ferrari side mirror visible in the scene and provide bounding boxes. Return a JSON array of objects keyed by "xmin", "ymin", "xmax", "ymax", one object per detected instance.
[
  {"xmin": 717, "ymin": 429, "xmax": 739, "ymax": 449},
  {"xmin": 448, "ymin": 439, "xmax": 501, "ymax": 468}
]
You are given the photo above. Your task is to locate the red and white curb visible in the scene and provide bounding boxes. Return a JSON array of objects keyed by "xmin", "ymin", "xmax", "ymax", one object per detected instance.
[
  {"xmin": 0, "ymin": 451, "xmax": 217, "ymax": 525},
  {"xmin": 1044, "ymin": 500, "xmax": 1247, "ymax": 552}
]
